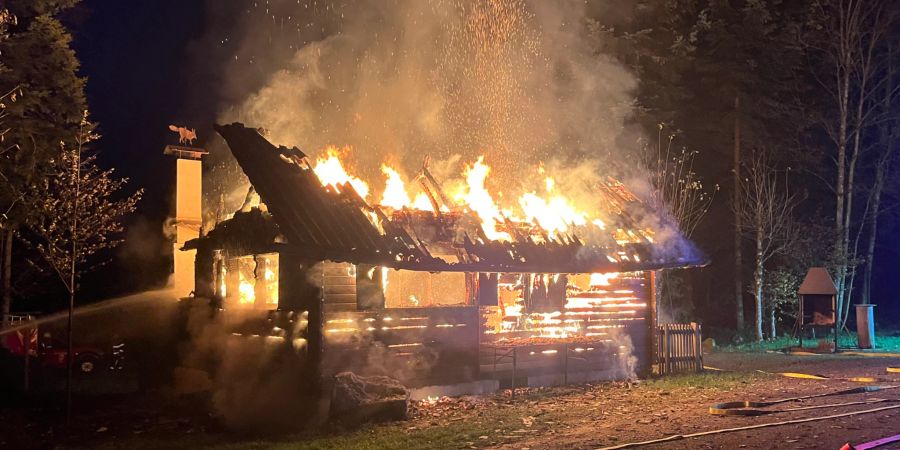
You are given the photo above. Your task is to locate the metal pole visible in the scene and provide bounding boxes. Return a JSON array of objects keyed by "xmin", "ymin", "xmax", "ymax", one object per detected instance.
[
  {"xmin": 799, "ymin": 296, "xmax": 804, "ymax": 348},
  {"xmin": 24, "ymin": 327, "xmax": 31, "ymax": 392},
  {"xmin": 511, "ymin": 347, "xmax": 517, "ymax": 400},
  {"xmin": 493, "ymin": 346, "xmax": 497, "ymax": 378},
  {"xmin": 833, "ymin": 295, "xmax": 839, "ymax": 353},
  {"xmin": 663, "ymin": 325, "xmax": 670, "ymax": 375}
]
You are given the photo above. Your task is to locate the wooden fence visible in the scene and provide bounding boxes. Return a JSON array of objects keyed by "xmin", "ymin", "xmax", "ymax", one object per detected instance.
[{"xmin": 655, "ymin": 322, "xmax": 703, "ymax": 375}]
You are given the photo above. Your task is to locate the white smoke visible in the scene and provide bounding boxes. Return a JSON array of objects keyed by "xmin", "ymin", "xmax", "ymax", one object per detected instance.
[{"xmin": 212, "ymin": 0, "xmax": 642, "ymax": 194}]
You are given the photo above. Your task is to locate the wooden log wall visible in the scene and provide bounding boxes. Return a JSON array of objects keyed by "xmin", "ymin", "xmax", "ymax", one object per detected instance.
[
  {"xmin": 479, "ymin": 271, "xmax": 651, "ymax": 379},
  {"xmin": 322, "ymin": 307, "xmax": 479, "ymax": 387}
]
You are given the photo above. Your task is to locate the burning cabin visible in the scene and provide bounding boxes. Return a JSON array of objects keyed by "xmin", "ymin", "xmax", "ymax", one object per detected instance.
[{"xmin": 184, "ymin": 123, "xmax": 704, "ymax": 391}]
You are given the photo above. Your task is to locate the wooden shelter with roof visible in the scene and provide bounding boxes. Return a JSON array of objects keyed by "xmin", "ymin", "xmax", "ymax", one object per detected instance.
[
  {"xmin": 181, "ymin": 123, "xmax": 707, "ymax": 390},
  {"xmin": 797, "ymin": 267, "xmax": 838, "ymax": 350}
]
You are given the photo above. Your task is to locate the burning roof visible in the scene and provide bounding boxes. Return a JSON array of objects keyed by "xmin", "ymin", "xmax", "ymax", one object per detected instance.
[{"xmin": 210, "ymin": 123, "xmax": 704, "ymax": 273}]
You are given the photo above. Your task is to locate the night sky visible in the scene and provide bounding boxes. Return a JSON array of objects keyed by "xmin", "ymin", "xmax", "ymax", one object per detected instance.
[{"xmin": 67, "ymin": 1, "xmax": 210, "ymax": 296}]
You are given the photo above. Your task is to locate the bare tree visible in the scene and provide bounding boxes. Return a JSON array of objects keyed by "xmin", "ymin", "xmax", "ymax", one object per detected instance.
[
  {"xmin": 803, "ymin": 0, "xmax": 900, "ymax": 329},
  {"xmin": 733, "ymin": 95, "xmax": 744, "ymax": 332},
  {"xmin": 646, "ymin": 124, "xmax": 717, "ymax": 320},
  {"xmin": 21, "ymin": 111, "xmax": 141, "ymax": 422},
  {"xmin": 736, "ymin": 152, "xmax": 800, "ymax": 341}
]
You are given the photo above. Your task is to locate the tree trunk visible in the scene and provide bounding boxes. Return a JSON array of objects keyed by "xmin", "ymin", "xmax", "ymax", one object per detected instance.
[
  {"xmin": 862, "ymin": 166, "xmax": 883, "ymax": 305},
  {"xmin": 840, "ymin": 69, "xmax": 869, "ymax": 326},
  {"xmin": 754, "ymin": 227, "xmax": 764, "ymax": 342},
  {"xmin": 863, "ymin": 44, "xmax": 895, "ymax": 305},
  {"xmin": 769, "ymin": 304, "xmax": 776, "ymax": 340},
  {"xmin": 834, "ymin": 54, "xmax": 850, "ymax": 333},
  {"xmin": 733, "ymin": 94, "xmax": 744, "ymax": 331},
  {"xmin": 859, "ymin": 150, "xmax": 888, "ymax": 307},
  {"xmin": 1, "ymin": 229, "xmax": 12, "ymax": 328}
]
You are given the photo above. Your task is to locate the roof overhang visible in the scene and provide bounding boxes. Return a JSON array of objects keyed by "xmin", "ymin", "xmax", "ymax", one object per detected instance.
[{"xmin": 211, "ymin": 123, "xmax": 707, "ymax": 273}]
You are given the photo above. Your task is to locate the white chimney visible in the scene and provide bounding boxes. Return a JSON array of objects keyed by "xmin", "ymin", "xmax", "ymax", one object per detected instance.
[{"xmin": 164, "ymin": 145, "xmax": 207, "ymax": 298}]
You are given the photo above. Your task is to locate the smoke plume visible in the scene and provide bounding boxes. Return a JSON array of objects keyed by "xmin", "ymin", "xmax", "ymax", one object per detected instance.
[{"xmin": 199, "ymin": 1, "xmax": 644, "ymax": 204}]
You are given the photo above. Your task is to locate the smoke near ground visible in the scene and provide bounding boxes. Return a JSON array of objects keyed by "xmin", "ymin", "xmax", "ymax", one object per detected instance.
[{"xmin": 178, "ymin": 303, "xmax": 319, "ymax": 431}]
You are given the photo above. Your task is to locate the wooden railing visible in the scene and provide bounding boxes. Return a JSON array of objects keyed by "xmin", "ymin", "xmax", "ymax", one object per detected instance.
[{"xmin": 655, "ymin": 322, "xmax": 703, "ymax": 375}]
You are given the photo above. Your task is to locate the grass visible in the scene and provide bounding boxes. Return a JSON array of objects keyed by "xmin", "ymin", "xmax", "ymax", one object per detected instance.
[
  {"xmin": 94, "ymin": 419, "xmax": 517, "ymax": 450},
  {"xmin": 85, "ymin": 373, "xmax": 764, "ymax": 450},
  {"xmin": 718, "ymin": 333, "xmax": 900, "ymax": 353},
  {"xmin": 90, "ymin": 418, "xmax": 511, "ymax": 450},
  {"xmin": 643, "ymin": 370, "xmax": 762, "ymax": 391},
  {"xmin": 89, "ymin": 390, "xmax": 564, "ymax": 450}
]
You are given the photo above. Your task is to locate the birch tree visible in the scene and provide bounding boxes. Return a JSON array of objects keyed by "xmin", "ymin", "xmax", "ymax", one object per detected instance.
[
  {"xmin": 736, "ymin": 153, "xmax": 800, "ymax": 341},
  {"xmin": 803, "ymin": 0, "xmax": 899, "ymax": 329}
]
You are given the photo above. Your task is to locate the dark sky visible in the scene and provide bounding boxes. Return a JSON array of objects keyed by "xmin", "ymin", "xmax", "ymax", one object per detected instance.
[
  {"xmin": 66, "ymin": 0, "xmax": 213, "ymax": 296},
  {"xmin": 71, "ymin": 1, "xmax": 208, "ymax": 218}
]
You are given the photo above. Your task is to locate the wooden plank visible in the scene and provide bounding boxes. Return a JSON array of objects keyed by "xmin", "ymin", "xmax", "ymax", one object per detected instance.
[
  {"xmin": 323, "ymin": 303, "xmax": 359, "ymax": 313},
  {"xmin": 324, "ymin": 285, "xmax": 357, "ymax": 295}
]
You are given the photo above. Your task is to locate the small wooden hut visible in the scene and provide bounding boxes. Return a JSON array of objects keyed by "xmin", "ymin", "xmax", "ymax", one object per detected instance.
[{"xmin": 797, "ymin": 267, "xmax": 838, "ymax": 350}]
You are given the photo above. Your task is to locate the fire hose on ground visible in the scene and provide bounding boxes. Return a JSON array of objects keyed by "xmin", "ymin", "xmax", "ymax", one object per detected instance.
[{"xmin": 596, "ymin": 364, "xmax": 900, "ymax": 450}]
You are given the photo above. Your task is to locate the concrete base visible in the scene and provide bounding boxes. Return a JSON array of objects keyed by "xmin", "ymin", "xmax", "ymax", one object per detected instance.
[
  {"xmin": 408, "ymin": 369, "xmax": 628, "ymax": 400},
  {"xmin": 523, "ymin": 369, "xmax": 623, "ymax": 388},
  {"xmin": 409, "ymin": 379, "xmax": 500, "ymax": 400}
]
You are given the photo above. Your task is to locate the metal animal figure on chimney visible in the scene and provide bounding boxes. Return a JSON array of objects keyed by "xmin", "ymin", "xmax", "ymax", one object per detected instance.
[{"xmin": 168, "ymin": 125, "xmax": 198, "ymax": 146}]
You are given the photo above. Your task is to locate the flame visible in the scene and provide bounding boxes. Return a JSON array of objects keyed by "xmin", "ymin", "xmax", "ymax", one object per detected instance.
[
  {"xmin": 307, "ymin": 147, "xmax": 651, "ymax": 248},
  {"xmin": 412, "ymin": 192, "xmax": 435, "ymax": 211},
  {"xmin": 589, "ymin": 272, "xmax": 619, "ymax": 287},
  {"xmin": 519, "ymin": 193, "xmax": 587, "ymax": 237},
  {"xmin": 379, "ymin": 164, "xmax": 411, "ymax": 209},
  {"xmin": 313, "ymin": 146, "xmax": 370, "ymax": 200},
  {"xmin": 265, "ymin": 267, "xmax": 278, "ymax": 305},
  {"xmin": 458, "ymin": 156, "xmax": 510, "ymax": 241},
  {"xmin": 218, "ymin": 265, "xmax": 227, "ymax": 298},
  {"xmin": 238, "ymin": 272, "xmax": 255, "ymax": 304},
  {"xmin": 486, "ymin": 272, "xmax": 648, "ymax": 339},
  {"xmin": 532, "ymin": 311, "xmax": 580, "ymax": 338}
]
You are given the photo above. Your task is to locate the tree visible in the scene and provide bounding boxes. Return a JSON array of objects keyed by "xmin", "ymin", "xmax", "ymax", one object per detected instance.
[
  {"xmin": 21, "ymin": 112, "xmax": 141, "ymax": 421},
  {"xmin": 801, "ymin": 0, "xmax": 900, "ymax": 329},
  {"xmin": 855, "ymin": 34, "xmax": 900, "ymax": 308},
  {"xmin": 763, "ymin": 267, "xmax": 801, "ymax": 338},
  {"xmin": 0, "ymin": 0, "xmax": 86, "ymax": 326},
  {"xmin": 736, "ymin": 152, "xmax": 800, "ymax": 341},
  {"xmin": 645, "ymin": 125, "xmax": 717, "ymax": 321},
  {"xmin": 609, "ymin": 0, "xmax": 806, "ymax": 332}
]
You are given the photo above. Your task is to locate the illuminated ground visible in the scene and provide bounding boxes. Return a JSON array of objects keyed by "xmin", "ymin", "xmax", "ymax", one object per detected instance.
[{"xmin": 3, "ymin": 351, "xmax": 900, "ymax": 449}]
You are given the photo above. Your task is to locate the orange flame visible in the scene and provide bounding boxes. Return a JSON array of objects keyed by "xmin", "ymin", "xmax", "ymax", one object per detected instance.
[
  {"xmin": 308, "ymin": 146, "xmax": 654, "ymax": 246},
  {"xmin": 457, "ymin": 156, "xmax": 510, "ymax": 241},
  {"xmin": 379, "ymin": 164, "xmax": 411, "ymax": 209},
  {"xmin": 313, "ymin": 146, "xmax": 370, "ymax": 200}
]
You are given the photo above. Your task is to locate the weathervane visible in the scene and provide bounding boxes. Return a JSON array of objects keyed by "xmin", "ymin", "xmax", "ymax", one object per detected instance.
[{"xmin": 168, "ymin": 124, "xmax": 198, "ymax": 146}]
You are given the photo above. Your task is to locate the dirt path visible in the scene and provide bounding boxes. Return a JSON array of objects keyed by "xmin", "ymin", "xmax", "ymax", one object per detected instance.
[
  {"xmin": 496, "ymin": 352, "xmax": 900, "ymax": 450},
  {"xmin": 4, "ymin": 351, "xmax": 900, "ymax": 449}
]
